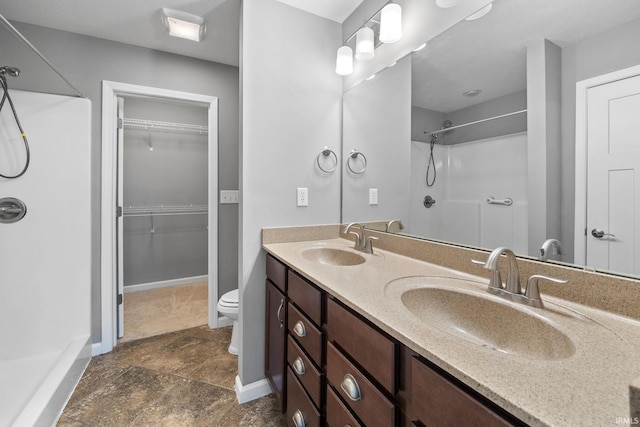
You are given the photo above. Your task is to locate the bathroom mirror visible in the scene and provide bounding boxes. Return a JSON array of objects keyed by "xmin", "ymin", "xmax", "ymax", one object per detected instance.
[{"xmin": 342, "ymin": 0, "xmax": 640, "ymax": 277}]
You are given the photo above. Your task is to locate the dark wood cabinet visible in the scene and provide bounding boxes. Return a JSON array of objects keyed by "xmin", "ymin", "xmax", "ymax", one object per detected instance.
[
  {"xmin": 265, "ymin": 273, "xmax": 287, "ymax": 411},
  {"xmin": 265, "ymin": 255, "xmax": 524, "ymax": 427}
]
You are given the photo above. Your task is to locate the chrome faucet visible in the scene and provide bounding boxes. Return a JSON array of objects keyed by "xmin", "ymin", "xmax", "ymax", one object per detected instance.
[
  {"xmin": 475, "ymin": 246, "xmax": 567, "ymax": 308},
  {"xmin": 483, "ymin": 247, "xmax": 521, "ymax": 294},
  {"xmin": 539, "ymin": 238, "xmax": 564, "ymax": 261},
  {"xmin": 344, "ymin": 223, "xmax": 378, "ymax": 254},
  {"xmin": 385, "ymin": 219, "xmax": 404, "ymax": 233}
]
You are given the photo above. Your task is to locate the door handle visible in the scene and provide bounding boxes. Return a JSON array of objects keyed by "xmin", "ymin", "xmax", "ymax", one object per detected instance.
[{"xmin": 591, "ymin": 228, "xmax": 615, "ymax": 239}]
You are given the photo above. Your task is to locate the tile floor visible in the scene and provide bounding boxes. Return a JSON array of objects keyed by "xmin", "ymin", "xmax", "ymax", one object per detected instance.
[{"xmin": 57, "ymin": 326, "xmax": 286, "ymax": 426}]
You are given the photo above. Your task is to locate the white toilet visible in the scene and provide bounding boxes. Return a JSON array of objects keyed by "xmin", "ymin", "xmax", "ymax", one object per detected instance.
[{"xmin": 217, "ymin": 289, "xmax": 239, "ymax": 355}]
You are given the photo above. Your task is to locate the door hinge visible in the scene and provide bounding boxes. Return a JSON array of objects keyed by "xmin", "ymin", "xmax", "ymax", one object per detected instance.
[
  {"xmin": 117, "ymin": 206, "xmax": 123, "ymax": 217},
  {"xmin": 117, "ymin": 293, "xmax": 123, "ymax": 305},
  {"xmin": 117, "ymin": 118, "xmax": 123, "ymax": 129}
]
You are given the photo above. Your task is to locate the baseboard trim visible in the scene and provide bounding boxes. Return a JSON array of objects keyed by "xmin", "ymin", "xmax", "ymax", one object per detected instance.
[
  {"xmin": 124, "ymin": 275, "xmax": 208, "ymax": 293},
  {"xmin": 234, "ymin": 376, "xmax": 272, "ymax": 404}
]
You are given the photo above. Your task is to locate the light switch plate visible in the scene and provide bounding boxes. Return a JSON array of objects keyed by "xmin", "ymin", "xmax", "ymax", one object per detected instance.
[
  {"xmin": 369, "ymin": 188, "xmax": 378, "ymax": 205},
  {"xmin": 297, "ymin": 187, "xmax": 308, "ymax": 207},
  {"xmin": 220, "ymin": 190, "xmax": 239, "ymax": 204}
]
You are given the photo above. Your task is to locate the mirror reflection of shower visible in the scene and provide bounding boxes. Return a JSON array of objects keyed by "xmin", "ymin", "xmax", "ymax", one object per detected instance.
[
  {"xmin": 0, "ymin": 65, "xmax": 30, "ymax": 179},
  {"xmin": 425, "ymin": 120, "xmax": 453, "ymax": 187}
]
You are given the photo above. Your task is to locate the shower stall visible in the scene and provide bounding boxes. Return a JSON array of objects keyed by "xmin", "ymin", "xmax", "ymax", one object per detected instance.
[{"xmin": 0, "ymin": 16, "xmax": 91, "ymax": 426}]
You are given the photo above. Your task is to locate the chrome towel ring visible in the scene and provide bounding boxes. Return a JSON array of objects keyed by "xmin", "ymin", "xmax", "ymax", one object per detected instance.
[
  {"xmin": 347, "ymin": 149, "xmax": 367, "ymax": 175},
  {"xmin": 316, "ymin": 147, "xmax": 338, "ymax": 173}
]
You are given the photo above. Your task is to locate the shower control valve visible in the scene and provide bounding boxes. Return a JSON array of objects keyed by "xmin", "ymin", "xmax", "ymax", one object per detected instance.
[{"xmin": 423, "ymin": 195, "xmax": 436, "ymax": 208}]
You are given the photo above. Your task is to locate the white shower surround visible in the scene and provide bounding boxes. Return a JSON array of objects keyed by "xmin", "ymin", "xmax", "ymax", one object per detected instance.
[{"xmin": 0, "ymin": 90, "xmax": 91, "ymax": 425}]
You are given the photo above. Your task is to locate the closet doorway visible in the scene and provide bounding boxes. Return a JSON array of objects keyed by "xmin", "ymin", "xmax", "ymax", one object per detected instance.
[{"xmin": 101, "ymin": 81, "xmax": 219, "ymax": 353}]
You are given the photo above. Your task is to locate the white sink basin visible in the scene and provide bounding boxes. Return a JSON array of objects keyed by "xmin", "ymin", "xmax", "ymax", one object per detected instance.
[
  {"xmin": 302, "ymin": 247, "xmax": 366, "ymax": 266},
  {"xmin": 386, "ymin": 277, "xmax": 575, "ymax": 360}
]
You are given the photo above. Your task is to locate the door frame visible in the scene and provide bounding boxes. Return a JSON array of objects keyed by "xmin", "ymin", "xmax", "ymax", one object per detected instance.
[
  {"xmin": 100, "ymin": 80, "xmax": 219, "ymax": 354},
  {"xmin": 574, "ymin": 64, "xmax": 640, "ymax": 266}
]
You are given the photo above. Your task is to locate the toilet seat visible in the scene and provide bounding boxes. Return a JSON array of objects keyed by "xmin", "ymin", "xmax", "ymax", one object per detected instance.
[{"xmin": 218, "ymin": 289, "xmax": 239, "ymax": 308}]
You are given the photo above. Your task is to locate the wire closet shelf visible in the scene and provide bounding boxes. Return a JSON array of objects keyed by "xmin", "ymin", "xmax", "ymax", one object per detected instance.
[
  {"xmin": 122, "ymin": 118, "xmax": 209, "ymax": 135},
  {"xmin": 123, "ymin": 205, "xmax": 208, "ymax": 217}
]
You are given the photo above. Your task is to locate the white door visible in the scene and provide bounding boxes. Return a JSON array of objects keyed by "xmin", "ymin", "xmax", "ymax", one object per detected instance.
[
  {"xmin": 116, "ymin": 96, "xmax": 125, "ymax": 338},
  {"xmin": 586, "ymin": 74, "xmax": 640, "ymax": 275}
]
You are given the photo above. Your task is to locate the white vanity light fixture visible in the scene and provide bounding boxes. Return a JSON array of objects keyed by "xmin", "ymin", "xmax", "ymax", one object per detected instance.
[
  {"xmin": 336, "ymin": 46, "xmax": 354, "ymax": 75},
  {"xmin": 355, "ymin": 26, "xmax": 375, "ymax": 61},
  {"xmin": 435, "ymin": 0, "xmax": 461, "ymax": 8},
  {"xmin": 465, "ymin": 2, "xmax": 493, "ymax": 20},
  {"xmin": 335, "ymin": 2, "xmax": 404, "ymax": 75},
  {"xmin": 379, "ymin": 3, "xmax": 402, "ymax": 43},
  {"xmin": 161, "ymin": 8, "xmax": 206, "ymax": 42}
]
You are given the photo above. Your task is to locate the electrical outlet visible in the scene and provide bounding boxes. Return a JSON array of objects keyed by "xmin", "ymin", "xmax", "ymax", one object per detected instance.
[
  {"xmin": 220, "ymin": 190, "xmax": 239, "ymax": 204},
  {"xmin": 297, "ymin": 187, "xmax": 308, "ymax": 207},
  {"xmin": 369, "ymin": 188, "xmax": 378, "ymax": 205}
]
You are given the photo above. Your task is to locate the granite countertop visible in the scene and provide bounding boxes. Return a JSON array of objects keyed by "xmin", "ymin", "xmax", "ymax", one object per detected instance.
[{"xmin": 263, "ymin": 236, "xmax": 640, "ymax": 427}]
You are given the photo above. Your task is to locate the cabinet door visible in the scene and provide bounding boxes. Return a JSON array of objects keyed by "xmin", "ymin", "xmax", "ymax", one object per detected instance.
[{"xmin": 266, "ymin": 279, "xmax": 287, "ymax": 412}]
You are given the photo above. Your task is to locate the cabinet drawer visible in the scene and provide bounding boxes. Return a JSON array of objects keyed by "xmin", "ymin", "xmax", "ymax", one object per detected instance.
[
  {"xmin": 288, "ymin": 336, "xmax": 323, "ymax": 408},
  {"xmin": 327, "ymin": 342, "xmax": 397, "ymax": 427},
  {"xmin": 326, "ymin": 385, "xmax": 362, "ymax": 427},
  {"xmin": 287, "ymin": 368, "xmax": 321, "ymax": 427},
  {"xmin": 327, "ymin": 298, "xmax": 397, "ymax": 394},
  {"xmin": 266, "ymin": 254, "xmax": 287, "ymax": 293},
  {"xmin": 411, "ymin": 357, "xmax": 516, "ymax": 427},
  {"xmin": 288, "ymin": 303, "xmax": 323, "ymax": 365},
  {"xmin": 288, "ymin": 270, "xmax": 322, "ymax": 326}
]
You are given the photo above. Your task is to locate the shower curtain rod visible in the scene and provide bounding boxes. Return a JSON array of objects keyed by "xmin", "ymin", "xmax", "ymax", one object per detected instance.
[
  {"xmin": 423, "ymin": 109, "xmax": 527, "ymax": 138},
  {"xmin": 0, "ymin": 14, "xmax": 86, "ymax": 98}
]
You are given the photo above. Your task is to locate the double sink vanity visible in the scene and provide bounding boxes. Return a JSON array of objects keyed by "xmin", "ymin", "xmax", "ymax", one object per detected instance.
[{"xmin": 262, "ymin": 224, "xmax": 640, "ymax": 426}]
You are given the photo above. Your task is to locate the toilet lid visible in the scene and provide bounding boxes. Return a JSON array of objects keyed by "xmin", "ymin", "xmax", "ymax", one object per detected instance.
[{"xmin": 219, "ymin": 289, "xmax": 239, "ymax": 308}]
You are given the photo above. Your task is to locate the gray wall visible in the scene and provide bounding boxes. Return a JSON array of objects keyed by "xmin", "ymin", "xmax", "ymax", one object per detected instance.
[
  {"xmin": 560, "ymin": 18, "xmax": 640, "ymax": 263},
  {"xmin": 241, "ymin": 0, "xmax": 342, "ymax": 387},
  {"xmin": 123, "ymin": 99, "xmax": 208, "ymax": 285},
  {"xmin": 342, "ymin": 56, "xmax": 412, "ymax": 224},
  {"xmin": 1, "ymin": 22, "xmax": 239, "ymax": 343}
]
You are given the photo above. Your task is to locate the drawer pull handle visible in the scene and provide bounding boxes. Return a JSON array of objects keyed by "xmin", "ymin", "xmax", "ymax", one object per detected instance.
[
  {"xmin": 293, "ymin": 321, "xmax": 306, "ymax": 337},
  {"xmin": 292, "ymin": 409, "xmax": 306, "ymax": 427},
  {"xmin": 276, "ymin": 299, "xmax": 284, "ymax": 328},
  {"xmin": 293, "ymin": 357, "xmax": 306, "ymax": 375},
  {"xmin": 340, "ymin": 374, "xmax": 362, "ymax": 401}
]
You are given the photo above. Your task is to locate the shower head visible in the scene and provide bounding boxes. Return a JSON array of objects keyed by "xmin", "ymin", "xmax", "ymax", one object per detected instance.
[{"xmin": 0, "ymin": 66, "xmax": 20, "ymax": 77}]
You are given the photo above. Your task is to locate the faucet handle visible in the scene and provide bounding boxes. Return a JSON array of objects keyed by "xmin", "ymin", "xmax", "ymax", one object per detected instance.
[
  {"xmin": 471, "ymin": 259, "xmax": 503, "ymax": 291},
  {"xmin": 363, "ymin": 235, "xmax": 379, "ymax": 254},
  {"xmin": 525, "ymin": 275, "xmax": 568, "ymax": 308},
  {"xmin": 348, "ymin": 231, "xmax": 361, "ymax": 247}
]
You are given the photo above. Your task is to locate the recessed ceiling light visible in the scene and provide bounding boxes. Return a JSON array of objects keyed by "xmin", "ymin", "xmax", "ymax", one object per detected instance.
[
  {"xmin": 387, "ymin": 61, "xmax": 397, "ymax": 68},
  {"xmin": 161, "ymin": 8, "xmax": 206, "ymax": 42},
  {"xmin": 366, "ymin": 74, "xmax": 376, "ymax": 81},
  {"xmin": 465, "ymin": 3, "xmax": 493, "ymax": 21},
  {"xmin": 462, "ymin": 89, "xmax": 482, "ymax": 97}
]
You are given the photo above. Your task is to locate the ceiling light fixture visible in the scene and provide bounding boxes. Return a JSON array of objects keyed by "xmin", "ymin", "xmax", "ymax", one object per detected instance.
[
  {"xmin": 335, "ymin": 2, "xmax": 403, "ymax": 76},
  {"xmin": 161, "ymin": 8, "xmax": 206, "ymax": 42},
  {"xmin": 462, "ymin": 89, "xmax": 482, "ymax": 97},
  {"xmin": 465, "ymin": 3, "xmax": 493, "ymax": 20}
]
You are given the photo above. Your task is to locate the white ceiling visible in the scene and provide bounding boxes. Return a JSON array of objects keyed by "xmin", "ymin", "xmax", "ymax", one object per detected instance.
[
  {"xmin": 0, "ymin": 0, "xmax": 363, "ymax": 68},
  {"xmin": 274, "ymin": 0, "xmax": 364, "ymax": 23},
  {"xmin": 0, "ymin": 0, "xmax": 242, "ymax": 67},
  {"xmin": 412, "ymin": 0, "xmax": 640, "ymax": 113}
]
